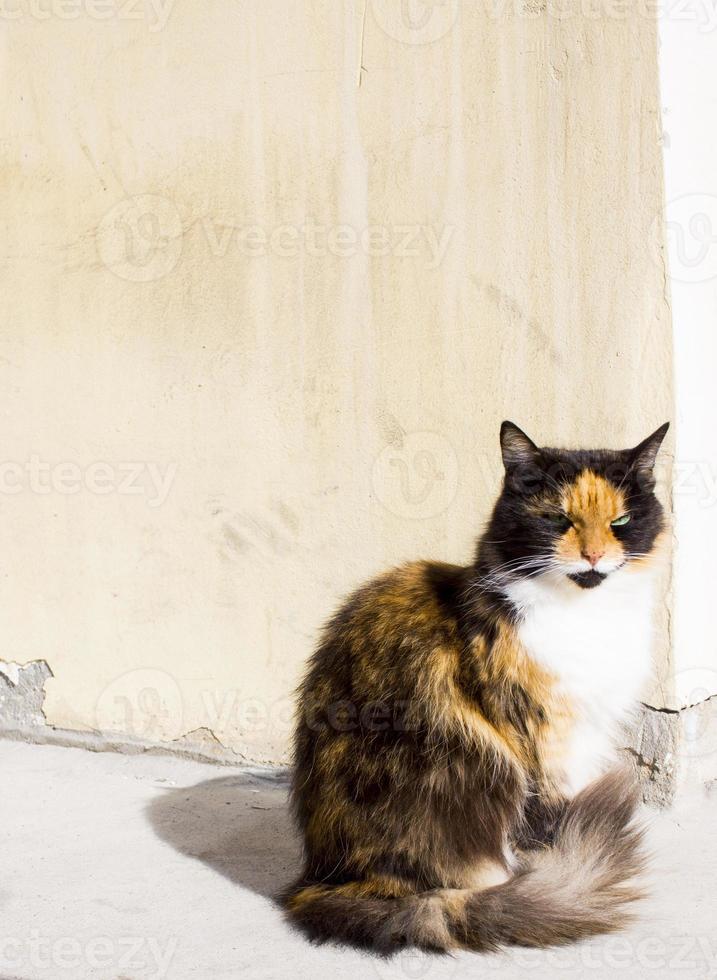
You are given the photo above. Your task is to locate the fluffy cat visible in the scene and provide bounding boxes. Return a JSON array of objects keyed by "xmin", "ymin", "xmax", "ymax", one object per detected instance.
[{"xmin": 283, "ymin": 421, "xmax": 669, "ymax": 954}]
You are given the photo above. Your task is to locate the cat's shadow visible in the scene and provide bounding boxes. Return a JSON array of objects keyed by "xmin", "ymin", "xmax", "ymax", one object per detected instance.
[{"xmin": 145, "ymin": 769, "xmax": 301, "ymax": 899}]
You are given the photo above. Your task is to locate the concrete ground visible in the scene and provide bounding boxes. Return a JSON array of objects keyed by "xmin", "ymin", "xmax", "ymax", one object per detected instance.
[{"xmin": 1, "ymin": 740, "xmax": 715, "ymax": 980}]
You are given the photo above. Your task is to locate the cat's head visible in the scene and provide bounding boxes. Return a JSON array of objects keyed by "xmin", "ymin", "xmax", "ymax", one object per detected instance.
[{"xmin": 487, "ymin": 421, "xmax": 669, "ymax": 589}]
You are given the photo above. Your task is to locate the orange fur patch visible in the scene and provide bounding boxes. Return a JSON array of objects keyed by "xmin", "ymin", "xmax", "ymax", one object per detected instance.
[{"xmin": 557, "ymin": 471, "xmax": 627, "ymax": 564}]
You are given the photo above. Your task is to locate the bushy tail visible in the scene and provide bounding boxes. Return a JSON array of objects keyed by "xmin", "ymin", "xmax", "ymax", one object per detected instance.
[{"xmin": 283, "ymin": 769, "xmax": 647, "ymax": 954}]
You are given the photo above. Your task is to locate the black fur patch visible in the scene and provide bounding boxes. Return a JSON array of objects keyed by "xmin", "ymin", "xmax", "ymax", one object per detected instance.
[{"xmin": 569, "ymin": 570, "xmax": 607, "ymax": 589}]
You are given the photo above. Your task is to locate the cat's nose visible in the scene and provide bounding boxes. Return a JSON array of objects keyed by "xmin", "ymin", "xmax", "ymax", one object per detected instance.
[{"xmin": 581, "ymin": 549, "xmax": 605, "ymax": 567}]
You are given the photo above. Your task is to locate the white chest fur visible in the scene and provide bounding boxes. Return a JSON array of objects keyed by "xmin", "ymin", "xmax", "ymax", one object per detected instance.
[{"xmin": 504, "ymin": 568, "xmax": 656, "ymax": 796}]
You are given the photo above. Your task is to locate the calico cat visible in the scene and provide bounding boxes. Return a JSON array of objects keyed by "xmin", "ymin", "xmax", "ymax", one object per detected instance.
[{"xmin": 283, "ymin": 421, "xmax": 669, "ymax": 954}]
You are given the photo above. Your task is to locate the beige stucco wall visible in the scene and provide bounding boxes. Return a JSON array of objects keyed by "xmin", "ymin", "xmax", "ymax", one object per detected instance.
[{"xmin": 1, "ymin": 0, "xmax": 672, "ymax": 762}]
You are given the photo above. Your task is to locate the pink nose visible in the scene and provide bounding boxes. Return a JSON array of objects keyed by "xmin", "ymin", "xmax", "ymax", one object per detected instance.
[{"xmin": 582, "ymin": 549, "xmax": 605, "ymax": 567}]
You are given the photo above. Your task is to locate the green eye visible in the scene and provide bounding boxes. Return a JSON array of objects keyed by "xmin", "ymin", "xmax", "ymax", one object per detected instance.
[
  {"xmin": 611, "ymin": 514, "xmax": 631, "ymax": 527},
  {"xmin": 544, "ymin": 512, "xmax": 571, "ymax": 528}
]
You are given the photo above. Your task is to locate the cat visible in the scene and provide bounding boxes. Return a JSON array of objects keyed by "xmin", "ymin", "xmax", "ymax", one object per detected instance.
[{"xmin": 283, "ymin": 420, "xmax": 669, "ymax": 954}]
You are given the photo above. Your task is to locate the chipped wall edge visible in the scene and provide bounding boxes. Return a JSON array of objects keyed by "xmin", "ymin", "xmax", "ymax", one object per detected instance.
[
  {"xmin": 0, "ymin": 724, "xmax": 290, "ymax": 779},
  {"xmin": 0, "ymin": 660, "xmax": 287, "ymax": 774},
  {"xmin": 625, "ymin": 698, "xmax": 717, "ymax": 807},
  {"xmin": 3, "ymin": 659, "xmax": 716, "ymax": 806}
]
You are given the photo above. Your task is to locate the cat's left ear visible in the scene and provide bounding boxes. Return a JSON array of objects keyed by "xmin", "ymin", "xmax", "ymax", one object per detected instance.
[{"xmin": 627, "ymin": 422, "xmax": 670, "ymax": 478}]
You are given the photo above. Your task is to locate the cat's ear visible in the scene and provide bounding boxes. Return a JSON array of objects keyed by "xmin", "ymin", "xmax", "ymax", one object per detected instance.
[
  {"xmin": 499, "ymin": 421, "xmax": 541, "ymax": 471},
  {"xmin": 627, "ymin": 422, "xmax": 669, "ymax": 479}
]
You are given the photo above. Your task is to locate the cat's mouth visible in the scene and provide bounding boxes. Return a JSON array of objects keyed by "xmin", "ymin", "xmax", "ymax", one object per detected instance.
[{"xmin": 568, "ymin": 570, "xmax": 607, "ymax": 589}]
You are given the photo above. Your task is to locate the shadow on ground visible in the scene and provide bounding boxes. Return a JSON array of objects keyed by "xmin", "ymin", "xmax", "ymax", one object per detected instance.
[{"xmin": 145, "ymin": 770, "xmax": 301, "ymax": 899}]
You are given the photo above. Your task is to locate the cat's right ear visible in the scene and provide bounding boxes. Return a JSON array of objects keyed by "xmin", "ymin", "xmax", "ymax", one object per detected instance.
[
  {"xmin": 499, "ymin": 421, "xmax": 541, "ymax": 471},
  {"xmin": 499, "ymin": 422, "xmax": 544, "ymax": 494}
]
